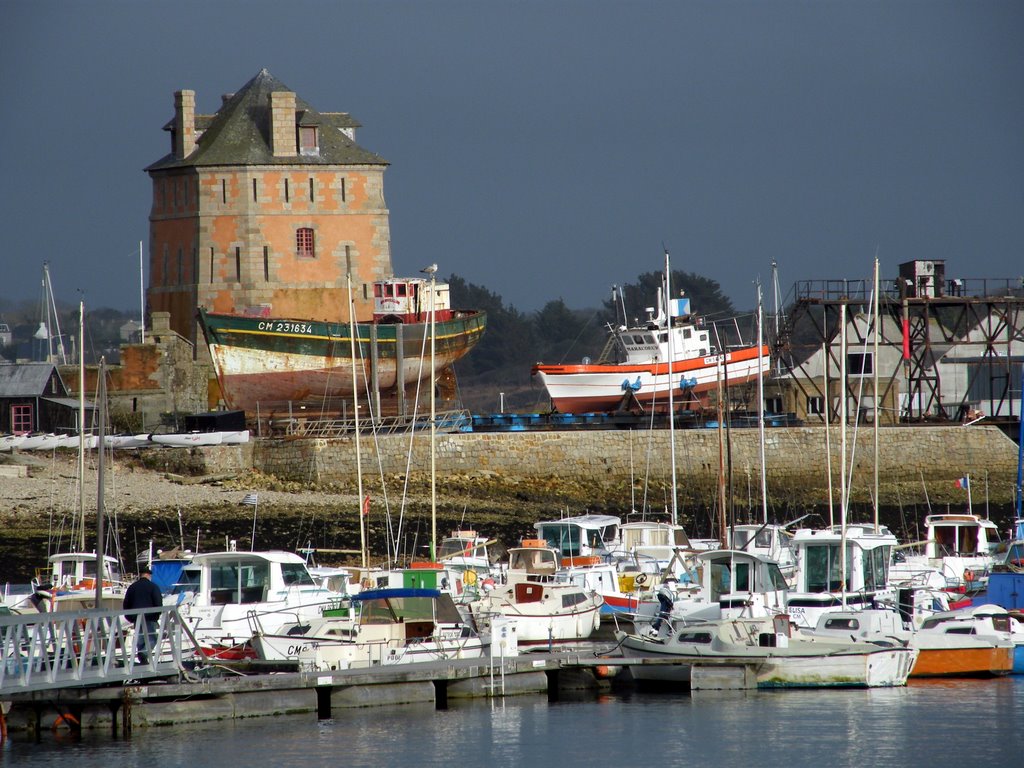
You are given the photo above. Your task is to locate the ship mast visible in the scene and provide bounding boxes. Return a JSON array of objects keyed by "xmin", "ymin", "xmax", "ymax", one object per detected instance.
[
  {"xmin": 664, "ymin": 250, "xmax": 678, "ymax": 527},
  {"xmin": 347, "ymin": 273, "xmax": 367, "ymax": 570}
]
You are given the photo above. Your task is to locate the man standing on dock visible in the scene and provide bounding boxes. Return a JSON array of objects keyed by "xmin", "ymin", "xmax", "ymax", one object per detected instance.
[{"xmin": 123, "ymin": 567, "xmax": 164, "ymax": 664}]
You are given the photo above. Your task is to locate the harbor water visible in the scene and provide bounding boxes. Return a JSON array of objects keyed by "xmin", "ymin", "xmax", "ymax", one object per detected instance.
[{"xmin": 3, "ymin": 677, "xmax": 1022, "ymax": 767}]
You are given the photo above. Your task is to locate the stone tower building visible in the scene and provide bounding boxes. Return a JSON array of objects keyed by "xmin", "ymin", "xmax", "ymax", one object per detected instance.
[{"xmin": 145, "ymin": 69, "xmax": 393, "ymax": 349}]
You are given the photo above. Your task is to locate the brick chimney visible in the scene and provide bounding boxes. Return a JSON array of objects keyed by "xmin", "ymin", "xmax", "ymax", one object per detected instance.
[
  {"xmin": 174, "ymin": 90, "xmax": 196, "ymax": 159},
  {"xmin": 269, "ymin": 91, "xmax": 297, "ymax": 157}
]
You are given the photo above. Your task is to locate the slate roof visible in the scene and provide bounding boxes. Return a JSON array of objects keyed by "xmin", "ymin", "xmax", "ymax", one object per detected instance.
[
  {"xmin": 147, "ymin": 69, "xmax": 387, "ymax": 171},
  {"xmin": 0, "ymin": 363, "xmax": 68, "ymax": 398}
]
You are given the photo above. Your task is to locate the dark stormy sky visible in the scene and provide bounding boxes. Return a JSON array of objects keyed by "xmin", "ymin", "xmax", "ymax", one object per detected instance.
[{"xmin": 2, "ymin": 1, "xmax": 1022, "ymax": 318}]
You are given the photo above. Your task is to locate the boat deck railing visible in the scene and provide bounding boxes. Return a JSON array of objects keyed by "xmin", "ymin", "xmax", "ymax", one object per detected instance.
[{"xmin": 0, "ymin": 605, "xmax": 189, "ymax": 695}]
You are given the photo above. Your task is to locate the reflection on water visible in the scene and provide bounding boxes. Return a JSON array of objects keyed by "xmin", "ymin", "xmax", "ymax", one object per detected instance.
[{"xmin": 2, "ymin": 678, "xmax": 1022, "ymax": 767}]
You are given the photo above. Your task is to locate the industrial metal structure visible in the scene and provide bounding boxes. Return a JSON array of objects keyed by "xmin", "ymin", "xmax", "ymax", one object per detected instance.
[{"xmin": 772, "ymin": 260, "xmax": 1024, "ymax": 428}]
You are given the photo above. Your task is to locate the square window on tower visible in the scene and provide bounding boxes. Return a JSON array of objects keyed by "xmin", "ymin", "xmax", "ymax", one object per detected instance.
[{"xmin": 297, "ymin": 228, "xmax": 315, "ymax": 258}]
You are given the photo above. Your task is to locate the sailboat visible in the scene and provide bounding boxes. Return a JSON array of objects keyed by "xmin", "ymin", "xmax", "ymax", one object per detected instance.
[{"xmin": 42, "ymin": 355, "xmax": 128, "ymax": 611}]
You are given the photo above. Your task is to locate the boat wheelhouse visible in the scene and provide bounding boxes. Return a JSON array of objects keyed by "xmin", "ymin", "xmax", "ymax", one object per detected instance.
[
  {"xmin": 178, "ymin": 549, "xmax": 342, "ymax": 658},
  {"xmin": 633, "ymin": 548, "xmax": 790, "ymax": 630},
  {"xmin": 786, "ymin": 525, "xmax": 898, "ymax": 629},
  {"xmin": 533, "ymin": 514, "xmax": 621, "ymax": 561}
]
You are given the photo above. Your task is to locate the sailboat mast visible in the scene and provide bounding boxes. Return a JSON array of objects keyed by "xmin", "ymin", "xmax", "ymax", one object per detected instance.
[
  {"xmin": 664, "ymin": 250, "xmax": 678, "ymax": 527},
  {"xmin": 757, "ymin": 281, "xmax": 768, "ymax": 525},
  {"xmin": 873, "ymin": 257, "xmax": 880, "ymax": 533},
  {"xmin": 78, "ymin": 301, "xmax": 86, "ymax": 551},
  {"xmin": 430, "ymin": 269, "xmax": 437, "ymax": 561},
  {"xmin": 347, "ymin": 273, "xmax": 367, "ymax": 570},
  {"xmin": 1016, "ymin": 366, "xmax": 1024, "ymax": 521},
  {"xmin": 823, "ymin": 342, "xmax": 834, "ymax": 528},
  {"xmin": 716, "ymin": 358, "xmax": 727, "ymax": 546},
  {"xmin": 839, "ymin": 304, "xmax": 848, "ymax": 608},
  {"xmin": 95, "ymin": 358, "xmax": 106, "ymax": 608}
]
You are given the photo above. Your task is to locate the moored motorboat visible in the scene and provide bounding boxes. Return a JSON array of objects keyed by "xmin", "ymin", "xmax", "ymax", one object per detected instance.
[
  {"xmin": 255, "ymin": 588, "xmax": 485, "ymax": 670},
  {"xmin": 175, "ymin": 549, "xmax": 344, "ymax": 659},
  {"xmin": 617, "ymin": 614, "xmax": 918, "ymax": 688},
  {"xmin": 632, "ymin": 548, "xmax": 790, "ymax": 631},
  {"xmin": 466, "ymin": 540, "xmax": 603, "ymax": 645},
  {"xmin": 806, "ymin": 606, "xmax": 1016, "ymax": 678}
]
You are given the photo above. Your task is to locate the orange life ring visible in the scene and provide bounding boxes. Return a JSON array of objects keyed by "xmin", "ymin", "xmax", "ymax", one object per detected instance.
[{"xmin": 52, "ymin": 713, "xmax": 79, "ymax": 733}]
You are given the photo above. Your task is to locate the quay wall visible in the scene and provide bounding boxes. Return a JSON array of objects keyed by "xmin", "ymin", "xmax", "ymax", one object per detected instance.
[{"xmin": 239, "ymin": 425, "xmax": 1020, "ymax": 504}]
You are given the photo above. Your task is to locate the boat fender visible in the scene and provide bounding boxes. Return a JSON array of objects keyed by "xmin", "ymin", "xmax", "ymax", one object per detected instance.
[{"xmin": 963, "ymin": 569, "xmax": 975, "ymax": 583}]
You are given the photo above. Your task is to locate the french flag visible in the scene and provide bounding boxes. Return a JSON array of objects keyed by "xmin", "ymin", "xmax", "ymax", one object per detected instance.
[{"xmin": 954, "ymin": 477, "xmax": 970, "ymax": 490}]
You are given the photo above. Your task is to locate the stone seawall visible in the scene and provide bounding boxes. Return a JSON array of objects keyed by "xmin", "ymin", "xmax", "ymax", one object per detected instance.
[{"xmin": 238, "ymin": 425, "xmax": 1020, "ymax": 507}]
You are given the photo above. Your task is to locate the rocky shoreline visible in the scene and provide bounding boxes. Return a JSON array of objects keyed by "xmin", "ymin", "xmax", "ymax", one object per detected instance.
[{"xmin": 2, "ymin": 442, "xmax": 1018, "ymax": 586}]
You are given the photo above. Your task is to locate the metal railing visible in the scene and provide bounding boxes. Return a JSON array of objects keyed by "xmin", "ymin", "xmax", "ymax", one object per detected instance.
[
  {"xmin": 276, "ymin": 409, "xmax": 473, "ymax": 438},
  {"xmin": 0, "ymin": 605, "xmax": 187, "ymax": 695}
]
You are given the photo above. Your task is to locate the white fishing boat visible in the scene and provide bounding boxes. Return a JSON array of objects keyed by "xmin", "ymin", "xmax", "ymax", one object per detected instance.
[
  {"xmin": 255, "ymin": 588, "xmax": 484, "ymax": 669},
  {"xmin": 467, "ymin": 540, "xmax": 603, "ymax": 645},
  {"xmin": 806, "ymin": 605, "xmax": 1017, "ymax": 678},
  {"xmin": 727, "ymin": 522, "xmax": 800, "ymax": 583},
  {"xmin": 437, "ymin": 529, "xmax": 498, "ymax": 573},
  {"xmin": 175, "ymin": 549, "xmax": 343, "ymax": 659},
  {"xmin": 617, "ymin": 614, "xmax": 918, "ymax": 688},
  {"xmin": 533, "ymin": 514, "xmax": 622, "ymax": 559},
  {"xmin": 890, "ymin": 513, "xmax": 1001, "ymax": 593},
  {"xmin": 36, "ymin": 552, "xmax": 128, "ymax": 611},
  {"xmin": 785, "ymin": 524, "xmax": 900, "ymax": 629},
  {"xmin": 632, "ymin": 548, "xmax": 790, "ymax": 632}
]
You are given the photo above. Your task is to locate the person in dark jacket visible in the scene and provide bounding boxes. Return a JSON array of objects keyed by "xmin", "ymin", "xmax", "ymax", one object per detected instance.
[{"xmin": 123, "ymin": 567, "xmax": 164, "ymax": 663}]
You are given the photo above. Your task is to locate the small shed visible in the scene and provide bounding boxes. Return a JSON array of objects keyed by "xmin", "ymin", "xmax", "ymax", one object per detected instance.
[{"xmin": 0, "ymin": 362, "xmax": 95, "ymax": 434}]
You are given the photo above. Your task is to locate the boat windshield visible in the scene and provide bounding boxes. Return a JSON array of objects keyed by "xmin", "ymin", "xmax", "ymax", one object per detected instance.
[
  {"xmin": 281, "ymin": 563, "xmax": 316, "ymax": 587},
  {"xmin": 861, "ymin": 545, "xmax": 891, "ymax": 590},
  {"xmin": 209, "ymin": 559, "xmax": 271, "ymax": 604},
  {"xmin": 766, "ymin": 562, "xmax": 789, "ymax": 592},
  {"xmin": 170, "ymin": 568, "xmax": 200, "ymax": 596},
  {"xmin": 438, "ymin": 538, "xmax": 478, "ymax": 559},
  {"xmin": 802, "ymin": 544, "xmax": 852, "ymax": 592}
]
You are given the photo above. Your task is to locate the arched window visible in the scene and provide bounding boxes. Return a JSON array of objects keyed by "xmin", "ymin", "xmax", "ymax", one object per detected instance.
[{"xmin": 296, "ymin": 228, "xmax": 315, "ymax": 258}]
